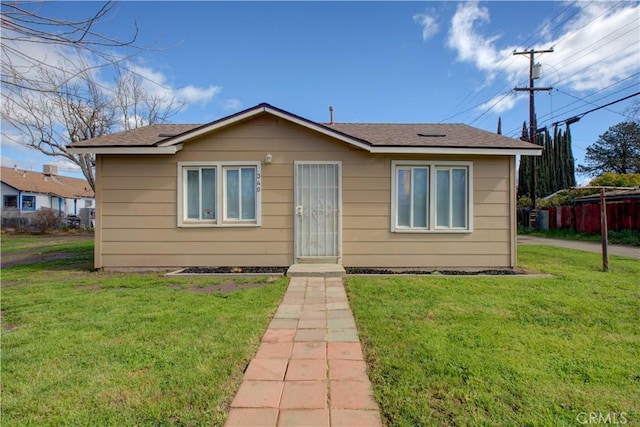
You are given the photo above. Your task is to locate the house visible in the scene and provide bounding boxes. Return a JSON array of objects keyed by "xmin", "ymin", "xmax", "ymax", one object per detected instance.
[
  {"xmin": 68, "ymin": 103, "xmax": 541, "ymax": 270},
  {"xmin": 1, "ymin": 165, "xmax": 94, "ymax": 217}
]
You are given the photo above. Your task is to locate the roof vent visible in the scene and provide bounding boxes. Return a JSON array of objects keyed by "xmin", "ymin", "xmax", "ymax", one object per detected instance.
[
  {"xmin": 158, "ymin": 133, "xmax": 178, "ymax": 138},
  {"xmin": 417, "ymin": 133, "xmax": 446, "ymax": 137},
  {"xmin": 329, "ymin": 106, "xmax": 334, "ymax": 125}
]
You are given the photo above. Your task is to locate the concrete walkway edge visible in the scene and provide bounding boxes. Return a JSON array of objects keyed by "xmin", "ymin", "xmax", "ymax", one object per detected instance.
[{"xmin": 224, "ymin": 276, "xmax": 382, "ymax": 427}]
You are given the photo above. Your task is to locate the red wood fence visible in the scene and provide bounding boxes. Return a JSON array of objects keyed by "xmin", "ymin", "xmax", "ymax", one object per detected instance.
[{"xmin": 544, "ymin": 199, "xmax": 639, "ymax": 233}]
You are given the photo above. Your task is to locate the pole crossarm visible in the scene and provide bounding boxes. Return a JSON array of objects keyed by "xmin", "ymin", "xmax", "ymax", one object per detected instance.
[
  {"xmin": 514, "ymin": 87, "xmax": 553, "ymax": 92},
  {"xmin": 512, "ymin": 48, "xmax": 554, "ymax": 56},
  {"xmin": 513, "ymin": 48, "xmax": 553, "ymax": 214}
]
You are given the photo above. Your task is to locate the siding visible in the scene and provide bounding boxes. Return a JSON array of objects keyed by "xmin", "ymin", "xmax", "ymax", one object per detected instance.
[{"xmin": 97, "ymin": 115, "xmax": 515, "ymax": 269}]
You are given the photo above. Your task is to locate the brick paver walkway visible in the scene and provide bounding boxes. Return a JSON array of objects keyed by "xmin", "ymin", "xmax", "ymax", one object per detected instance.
[{"xmin": 225, "ymin": 276, "xmax": 383, "ymax": 427}]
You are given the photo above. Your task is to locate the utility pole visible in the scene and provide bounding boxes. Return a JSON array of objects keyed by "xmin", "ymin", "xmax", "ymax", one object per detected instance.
[{"xmin": 514, "ymin": 48, "xmax": 553, "ymax": 227}]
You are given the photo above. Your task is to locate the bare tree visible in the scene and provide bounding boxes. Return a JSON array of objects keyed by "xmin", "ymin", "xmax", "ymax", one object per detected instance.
[
  {"xmin": 1, "ymin": 1, "xmax": 185, "ymax": 191},
  {"xmin": 3, "ymin": 58, "xmax": 115, "ymax": 190},
  {"xmin": 1, "ymin": 1, "xmax": 140, "ymax": 98},
  {"xmin": 3, "ymin": 59, "xmax": 186, "ymax": 191},
  {"xmin": 113, "ymin": 67, "xmax": 185, "ymax": 130}
]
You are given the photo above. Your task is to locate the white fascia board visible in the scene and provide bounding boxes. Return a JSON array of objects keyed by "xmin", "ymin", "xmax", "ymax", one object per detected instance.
[
  {"xmin": 369, "ymin": 146, "xmax": 542, "ymax": 156},
  {"xmin": 68, "ymin": 144, "xmax": 183, "ymax": 155}
]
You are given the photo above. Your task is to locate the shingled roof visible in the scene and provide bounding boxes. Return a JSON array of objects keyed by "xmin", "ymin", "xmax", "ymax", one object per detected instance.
[
  {"xmin": 69, "ymin": 103, "xmax": 541, "ymax": 155},
  {"xmin": 1, "ymin": 167, "xmax": 94, "ymax": 199},
  {"xmin": 71, "ymin": 123, "xmax": 199, "ymax": 147},
  {"xmin": 326, "ymin": 123, "xmax": 534, "ymax": 149}
]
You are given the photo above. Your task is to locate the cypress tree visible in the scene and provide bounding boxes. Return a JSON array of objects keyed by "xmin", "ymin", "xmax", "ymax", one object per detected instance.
[
  {"xmin": 516, "ymin": 121, "xmax": 577, "ymax": 200},
  {"xmin": 564, "ymin": 125, "xmax": 576, "ymax": 187},
  {"xmin": 517, "ymin": 121, "xmax": 530, "ymax": 198}
]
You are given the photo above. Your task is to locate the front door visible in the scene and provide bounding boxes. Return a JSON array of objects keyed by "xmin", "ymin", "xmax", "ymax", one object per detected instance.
[{"xmin": 294, "ymin": 162, "xmax": 341, "ymax": 263}]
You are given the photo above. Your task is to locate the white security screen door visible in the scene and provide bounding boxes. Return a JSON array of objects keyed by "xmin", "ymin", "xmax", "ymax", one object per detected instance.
[{"xmin": 294, "ymin": 162, "xmax": 341, "ymax": 262}]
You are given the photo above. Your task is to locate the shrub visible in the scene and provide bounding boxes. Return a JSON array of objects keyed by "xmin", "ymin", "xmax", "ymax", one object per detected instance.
[
  {"xmin": 34, "ymin": 208, "xmax": 59, "ymax": 234},
  {"xmin": 538, "ymin": 188, "xmax": 598, "ymax": 207},
  {"xmin": 589, "ymin": 173, "xmax": 640, "ymax": 188},
  {"xmin": 517, "ymin": 195, "xmax": 532, "ymax": 208}
]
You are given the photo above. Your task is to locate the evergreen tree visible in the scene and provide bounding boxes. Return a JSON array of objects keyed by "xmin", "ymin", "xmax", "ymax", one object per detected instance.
[
  {"xmin": 564, "ymin": 126, "xmax": 577, "ymax": 188},
  {"xmin": 577, "ymin": 121, "xmax": 640, "ymax": 176},
  {"xmin": 517, "ymin": 121, "xmax": 530, "ymax": 198},
  {"xmin": 517, "ymin": 121, "xmax": 577, "ymax": 201}
]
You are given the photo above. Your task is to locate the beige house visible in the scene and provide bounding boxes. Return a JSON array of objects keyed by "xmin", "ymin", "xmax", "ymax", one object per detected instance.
[{"xmin": 69, "ymin": 103, "xmax": 541, "ymax": 271}]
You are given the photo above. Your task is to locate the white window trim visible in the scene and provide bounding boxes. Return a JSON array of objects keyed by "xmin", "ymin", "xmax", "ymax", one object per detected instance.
[
  {"xmin": 177, "ymin": 161, "xmax": 261, "ymax": 228},
  {"xmin": 222, "ymin": 166, "xmax": 259, "ymax": 223},
  {"xmin": 391, "ymin": 160, "xmax": 473, "ymax": 233}
]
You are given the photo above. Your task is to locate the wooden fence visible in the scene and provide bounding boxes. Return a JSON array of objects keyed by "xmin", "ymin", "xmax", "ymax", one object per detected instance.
[{"xmin": 519, "ymin": 199, "xmax": 639, "ymax": 233}]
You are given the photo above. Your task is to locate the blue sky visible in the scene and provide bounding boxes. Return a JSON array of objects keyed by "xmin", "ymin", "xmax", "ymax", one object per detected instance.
[{"xmin": 2, "ymin": 1, "xmax": 639, "ymax": 184}]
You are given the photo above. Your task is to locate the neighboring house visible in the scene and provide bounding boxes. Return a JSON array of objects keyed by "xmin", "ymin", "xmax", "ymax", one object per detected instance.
[
  {"xmin": 1, "ymin": 165, "xmax": 95, "ymax": 216},
  {"xmin": 69, "ymin": 103, "xmax": 541, "ymax": 270}
]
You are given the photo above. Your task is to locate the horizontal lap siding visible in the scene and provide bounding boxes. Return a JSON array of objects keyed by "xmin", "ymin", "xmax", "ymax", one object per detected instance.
[
  {"xmin": 99, "ymin": 116, "xmax": 367, "ymax": 268},
  {"xmin": 98, "ymin": 115, "xmax": 514, "ymax": 269},
  {"xmin": 341, "ymin": 156, "xmax": 513, "ymax": 268}
]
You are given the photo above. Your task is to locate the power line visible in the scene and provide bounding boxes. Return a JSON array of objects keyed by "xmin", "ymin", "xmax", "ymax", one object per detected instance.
[
  {"xmin": 462, "ymin": 2, "xmax": 637, "ymax": 128},
  {"xmin": 551, "ymin": 91, "xmax": 640, "ymax": 126},
  {"xmin": 503, "ymin": 73, "xmax": 640, "ymax": 138},
  {"xmin": 438, "ymin": 1, "xmax": 582, "ymax": 123},
  {"xmin": 537, "ymin": 84, "xmax": 639, "ymax": 131}
]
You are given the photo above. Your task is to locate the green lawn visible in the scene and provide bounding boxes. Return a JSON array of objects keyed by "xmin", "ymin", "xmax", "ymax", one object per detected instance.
[
  {"xmin": 347, "ymin": 246, "xmax": 640, "ymax": 426},
  {"xmin": 519, "ymin": 227, "xmax": 640, "ymax": 247},
  {"xmin": 1, "ymin": 234, "xmax": 287, "ymax": 426}
]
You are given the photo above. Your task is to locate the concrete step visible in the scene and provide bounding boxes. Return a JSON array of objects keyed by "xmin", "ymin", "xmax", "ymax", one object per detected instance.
[{"xmin": 286, "ymin": 263, "xmax": 346, "ymax": 278}]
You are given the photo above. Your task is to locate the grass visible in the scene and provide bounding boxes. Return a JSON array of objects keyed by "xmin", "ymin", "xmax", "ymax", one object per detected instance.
[
  {"xmin": 1, "ymin": 233, "xmax": 287, "ymax": 426},
  {"xmin": 518, "ymin": 226, "xmax": 640, "ymax": 246},
  {"xmin": 347, "ymin": 246, "xmax": 640, "ymax": 426}
]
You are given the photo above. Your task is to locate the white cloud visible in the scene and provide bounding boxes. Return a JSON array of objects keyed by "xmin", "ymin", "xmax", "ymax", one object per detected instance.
[
  {"xmin": 46, "ymin": 159, "xmax": 81, "ymax": 172},
  {"xmin": 447, "ymin": 2, "xmax": 515, "ymax": 73},
  {"xmin": 413, "ymin": 12, "xmax": 440, "ymax": 41},
  {"xmin": 476, "ymin": 92, "xmax": 521, "ymax": 115},
  {"xmin": 176, "ymin": 84, "xmax": 221, "ymax": 105},
  {"xmin": 446, "ymin": 1, "xmax": 640, "ymax": 112},
  {"xmin": 127, "ymin": 64, "xmax": 221, "ymax": 106},
  {"xmin": 222, "ymin": 98, "xmax": 243, "ymax": 110}
]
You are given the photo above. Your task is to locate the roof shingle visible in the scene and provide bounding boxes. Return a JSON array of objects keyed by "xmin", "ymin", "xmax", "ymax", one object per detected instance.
[
  {"xmin": 1, "ymin": 167, "xmax": 94, "ymax": 199},
  {"xmin": 68, "ymin": 103, "xmax": 540, "ymax": 152}
]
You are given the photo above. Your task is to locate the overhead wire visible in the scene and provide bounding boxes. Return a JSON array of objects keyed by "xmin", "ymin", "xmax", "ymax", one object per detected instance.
[
  {"xmin": 438, "ymin": 0, "xmax": 582, "ymax": 123},
  {"xmin": 550, "ymin": 91, "xmax": 640, "ymax": 126},
  {"xmin": 449, "ymin": 0, "xmax": 635, "ymax": 129},
  {"xmin": 504, "ymin": 81, "xmax": 640, "ymax": 138}
]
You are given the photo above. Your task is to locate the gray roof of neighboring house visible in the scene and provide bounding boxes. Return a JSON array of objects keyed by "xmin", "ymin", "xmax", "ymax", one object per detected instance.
[
  {"xmin": 69, "ymin": 103, "xmax": 541, "ymax": 152},
  {"xmin": 574, "ymin": 188, "xmax": 640, "ymax": 203}
]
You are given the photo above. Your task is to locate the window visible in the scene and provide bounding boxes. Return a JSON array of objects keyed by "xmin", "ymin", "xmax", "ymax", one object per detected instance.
[
  {"xmin": 392, "ymin": 161, "xmax": 472, "ymax": 232},
  {"xmin": 224, "ymin": 167, "xmax": 257, "ymax": 221},
  {"xmin": 21, "ymin": 195, "xmax": 36, "ymax": 211},
  {"xmin": 185, "ymin": 167, "xmax": 216, "ymax": 221},
  {"xmin": 435, "ymin": 167, "xmax": 468, "ymax": 229},
  {"xmin": 396, "ymin": 166, "xmax": 429, "ymax": 229},
  {"xmin": 3, "ymin": 195, "xmax": 17, "ymax": 208},
  {"xmin": 178, "ymin": 162, "xmax": 261, "ymax": 227}
]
